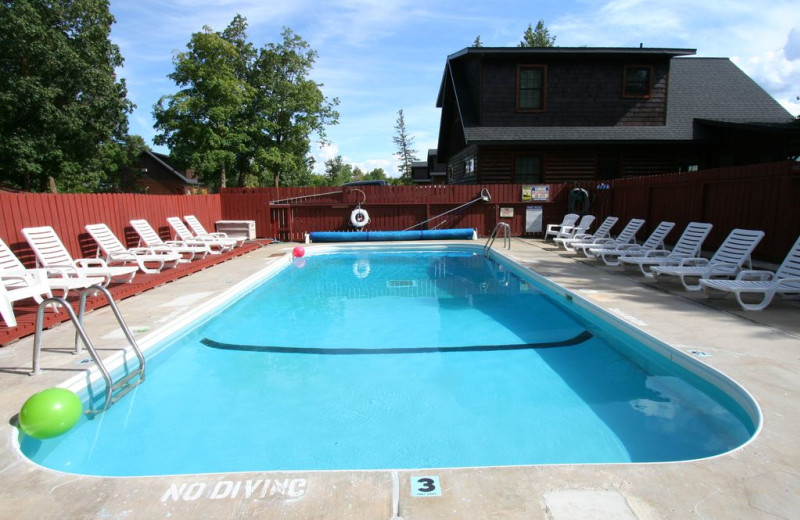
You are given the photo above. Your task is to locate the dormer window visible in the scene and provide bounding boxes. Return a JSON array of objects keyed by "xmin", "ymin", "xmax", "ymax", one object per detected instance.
[
  {"xmin": 517, "ymin": 65, "xmax": 546, "ymax": 111},
  {"xmin": 623, "ymin": 65, "xmax": 652, "ymax": 98}
]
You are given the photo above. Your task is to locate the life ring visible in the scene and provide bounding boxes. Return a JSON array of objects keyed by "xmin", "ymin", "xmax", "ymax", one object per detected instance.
[
  {"xmin": 567, "ymin": 188, "xmax": 590, "ymax": 215},
  {"xmin": 350, "ymin": 207, "xmax": 370, "ymax": 228},
  {"xmin": 353, "ymin": 259, "xmax": 371, "ymax": 279}
]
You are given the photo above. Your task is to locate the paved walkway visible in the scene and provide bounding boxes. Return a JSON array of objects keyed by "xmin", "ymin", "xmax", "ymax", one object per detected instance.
[{"xmin": 0, "ymin": 239, "xmax": 798, "ymax": 519}]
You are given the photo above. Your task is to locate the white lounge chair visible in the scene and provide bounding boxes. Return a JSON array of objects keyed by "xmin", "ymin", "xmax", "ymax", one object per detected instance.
[
  {"xmin": 544, "ymin": 213, "xmax": 579, "ymax": 241},
  {"xmin": 571, "ymin": 218, "xmax": 645, "ymax": 257},
  {"xmin": 588, "ymin": 221, "xmax": 675, "ymax": 266},
  {"xmin": 0, "ymin": 272, "xmax": 52, "ymax": 327},
  {"xmin": 167, "ymin": 217, "xmax": 232, "ymax": 254},
  {"xmin": 85, "ymin": 223, "xmax": 181, "ymax": 274},
  {"xmin": 700, "ymin": 234, "xmax": 800, "ymax": 310},
  {"xmin": 185, "ymin": 215, "xmax": 244, "ymax": 248},
  {"xmin": 129, "ymin": 219, "xmax": 209, "ymax": 263},
  {"xmin": 555, "ymin": 216, "xmax": 619, "ymax": 251},
  {"xmin": 550, "ymin": 215, "xmax": 596, "ymax": 243},
  {"xmin": 1, "ymin": 237, "xmax": 104, "ymax": 298},
  {"xmin": 619, "ymin": 222, "xmax": 713, "ymax": 277},
  {"xmin": 651, "ymin": 228, "xmax": 765, "ymax": 291},
  {"xmin": 21, "ymin": 226, "xmax": 137, "ymax": 286}
]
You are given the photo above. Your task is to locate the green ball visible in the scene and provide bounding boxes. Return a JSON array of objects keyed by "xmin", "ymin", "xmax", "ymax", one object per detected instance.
[{"xmin": 19, "ymin": 388, "xmax": 83, "ymax": 439}]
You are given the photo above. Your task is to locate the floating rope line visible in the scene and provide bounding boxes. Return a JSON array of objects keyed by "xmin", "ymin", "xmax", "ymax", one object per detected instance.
[{"xmin": 200, "ymin": 330, "xmax": 593, "ymax": 355}]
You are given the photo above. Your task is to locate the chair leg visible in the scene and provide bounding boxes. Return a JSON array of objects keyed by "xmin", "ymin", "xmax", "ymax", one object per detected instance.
[{"xmin": 735, "ymin": 289, "xmax": 776, "ymax": 311}]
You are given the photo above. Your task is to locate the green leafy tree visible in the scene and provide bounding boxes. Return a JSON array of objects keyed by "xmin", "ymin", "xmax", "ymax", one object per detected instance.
[
  {"xmin": 518, "ymin": 20, "xmax": 556, "ymax": 47},
  {"xmin": 248, "ymin": 28, "xmax": 339, "ymax": 187},
  {"xmin": 365, "ymin": 167, "xmax": 388, "ymax": 181},
  {"xmin": 473, "ymin": 36, "xmax": 483, "ymax": 47},
  {"xmin": 0, "ymin": 0, "xmax": 134, "ymax": 192},
  {"xmin": 324, "ymin": 155, "xmax": 353, "ymax": 186},
  {"xmin": 393, "ymin": 109, "xmax": 418, "ymax": 183},
  {"xmin": 153, "ymin": 16, "xmax": 252, "ymax": 190},
  {"xmin": 154, "ymin": 17, "xmax": 338, "ymax": 190},
  {"xmin": 91, "ymin": 134, "xmax": 149, "ymax": 192}
]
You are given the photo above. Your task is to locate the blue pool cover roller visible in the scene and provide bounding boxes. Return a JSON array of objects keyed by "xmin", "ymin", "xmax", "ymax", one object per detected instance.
[{"xmin": 309, "ymin": 228, "xmax": 476, "ymax": 242}]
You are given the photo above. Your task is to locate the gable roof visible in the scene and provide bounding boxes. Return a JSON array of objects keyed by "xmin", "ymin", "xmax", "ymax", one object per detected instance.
[
  {"xmin": 438, "ymin": 50, "xmax": 795, "ymax": 147},
  {"xmin": 142, "ymin": 150, "xmax": 199, "ymax": 185}
]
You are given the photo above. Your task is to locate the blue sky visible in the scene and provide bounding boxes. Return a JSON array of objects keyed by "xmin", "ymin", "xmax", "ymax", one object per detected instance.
[{"xmin": 110, "ymin": 0, "xmax": 800, "ymax": 177}]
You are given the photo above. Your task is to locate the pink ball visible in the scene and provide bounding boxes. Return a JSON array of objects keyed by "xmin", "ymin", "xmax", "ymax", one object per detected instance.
[{"xmin": 292, "ymin": 246, "xmax": 305, "ymax": 258}]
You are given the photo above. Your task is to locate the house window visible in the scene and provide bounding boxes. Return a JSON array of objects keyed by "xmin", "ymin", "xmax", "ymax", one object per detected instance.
[
  {"xmin": 514, "ymin": 156, "xmax": 542, "ymax": 183},
  {"xmin": 517, "ymin": 66, "xmax": 546, "ymax": 111},
  {"xmin": 465, "ymin": 157, "xmax": 476, "ymax": 176},
  {"xmin": 623, "ymin": 65, "xmax": 652, "ymax": 98}
]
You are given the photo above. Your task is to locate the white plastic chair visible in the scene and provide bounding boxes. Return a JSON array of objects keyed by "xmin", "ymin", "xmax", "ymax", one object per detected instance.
[
  {"xmin": 544, "ymin": 213, "xmax": 579, "ymax": 241},
  {"xmin": 619, "ymin": 222, "xmax": 713, "ymax": 277},
  {"xmin": 651, "ymin": 228, "xmax": 765, "ymax": 291},
  {"xmin": 555, "ymin": 216, "xmax": 618, "ymax": 250},
  {"xmin": 571, "ymin": 218, "xmax": 645, "ymax": 257},
  {"xmin": 588, "ymin": 221, "xmax": 675, "ymax": 266},
  {"xmin": 167, "ymin": 217, "xmax": 232, "ymax": 254},
  {"xmin": 129, "ymin": 219, "xmax": 209, "ymax": 263},
  {"xmin": 1, "ymin": 237, "xmax": 104, "ymax": 298},
  {"xmin": 551, "ymin": 215, "xmax": 596, "ymax": 243},
  {"xmin": 21, "ymin": 226, "xmax": 137, "ymax": 286},
  {"xmin": 185, "ymin": 215, "xmax": 244, "ymax": 248},
  {"xmin": 0, "ymin": 270, "xmax": 53, "ymax": 327},
  {"xmin": 85, "ymin": 223, "xmax": 181, "ymax": 274},
  {"xmin": 700, "ymin": 234, "xmax": 800, "ymax": 310}
]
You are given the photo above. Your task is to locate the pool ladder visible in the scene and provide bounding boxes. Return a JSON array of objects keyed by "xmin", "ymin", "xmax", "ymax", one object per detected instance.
[
  {"xmin": 484, "ymin": 222, "xmax": 511, "ymax": 256},
  {"xmin": 31, "ymin": 285, "xmax": 146, "ymax": 415}
]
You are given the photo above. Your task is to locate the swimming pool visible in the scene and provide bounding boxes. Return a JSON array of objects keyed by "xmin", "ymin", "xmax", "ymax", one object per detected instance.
[{"xmin": 18, "ymin": 245, "xmax": 759, "ymax": 476}]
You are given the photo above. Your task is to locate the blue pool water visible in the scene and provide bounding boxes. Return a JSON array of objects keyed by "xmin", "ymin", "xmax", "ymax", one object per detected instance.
[{"xmin": 20, "ymin": 248, "xmax": 757, "ymax": 476}]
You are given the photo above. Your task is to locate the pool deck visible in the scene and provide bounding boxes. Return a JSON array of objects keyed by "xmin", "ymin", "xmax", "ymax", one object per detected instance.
[{"xmin": 1, "ymin": 238, "xmax": 798, "ymax": 519}]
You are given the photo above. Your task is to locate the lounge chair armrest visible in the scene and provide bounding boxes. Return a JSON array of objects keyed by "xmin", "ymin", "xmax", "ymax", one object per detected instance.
[
  {"xmin": 677, "ymin": 257, "xmax": 707, "ymax": 267},
  {"xmin": 641, "ymin": 249, "xmax": 670, "ymax": 258},
  {"xmin": 0, "ymin": 273, "xmax": 32, "ymax": 284},
  {"xmin": 164, "ymin": 240, "xmax": 191, "ymax": 248},
  {"xmin": 590, "ymin": 238, "xmax": 614, "ymax": 246},
  {"xmin": 44, "ymin": 266, "xmax": 80, "ymax": 278},
  {"xmin": 775, "ymin": 277, "xmax": 800, "ymax": 290},
  {"xmin": 706, "ymin": 261, "xmax": 739, "ymax": 276},
  {"xmin": 735, "ymin": 270, "xmax": 775, "ymax": 281},
  {"xmin": 145, "ymin": 245, "xmax": 177, "ymax": 254},
  {"xmin": 75, "ymin": 258, "xmax": 109, "ymax": 269}
]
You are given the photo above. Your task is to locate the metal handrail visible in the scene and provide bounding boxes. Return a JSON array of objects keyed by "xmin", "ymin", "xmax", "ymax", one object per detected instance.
[
  {"xmin": 31, "ymin": 285, "xmax": 146, "ymax": 414},
  {"xmin": 484, "ymin": 222, "xmax": 511, "ymax": 256}
]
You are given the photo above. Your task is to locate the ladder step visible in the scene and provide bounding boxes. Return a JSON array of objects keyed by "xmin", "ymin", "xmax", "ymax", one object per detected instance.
[
  {"xmin": 111, "ymin": 377, "xmax": 144, "ymax": 404},
  {"xmin": 110, "ymin": 370, "xmax": 143, "ymax": 392}
]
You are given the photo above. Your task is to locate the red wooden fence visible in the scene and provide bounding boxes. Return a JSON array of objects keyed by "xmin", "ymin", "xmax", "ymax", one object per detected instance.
[
  {"xmin": 2, "ymin": 161, "xmax": 799, "ymax": 267},
  {"xmin": 573, "ymin": 161, "xmax": 800, "ymax": 263},
  {"xmin": 0, "ymin": 192, "xmax": 222, "ymax": 266},
  {"xmin": 220, "ymin": 184, "xmax": 572, "ymax": 242}
]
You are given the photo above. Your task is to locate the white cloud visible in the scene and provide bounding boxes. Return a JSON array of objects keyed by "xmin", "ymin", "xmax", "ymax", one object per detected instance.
[{"xmin": 785, "ymin": 27, "xmax": 800, "ymax": 61}]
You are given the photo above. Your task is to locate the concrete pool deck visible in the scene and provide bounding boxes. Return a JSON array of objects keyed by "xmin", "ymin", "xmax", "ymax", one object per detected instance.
[{"xmin": 0, "ymin": 238, "xmax": 798, "ymax": 519}]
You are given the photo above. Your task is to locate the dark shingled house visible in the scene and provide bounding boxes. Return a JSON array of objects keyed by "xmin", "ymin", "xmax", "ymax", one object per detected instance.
[
  {"xmin": 435, "ymin": 47, "xmax": 800, "ymax": 184},
  {"xmin": 126, "ymin": 150, "xmax": 200, "ymax": 194}
]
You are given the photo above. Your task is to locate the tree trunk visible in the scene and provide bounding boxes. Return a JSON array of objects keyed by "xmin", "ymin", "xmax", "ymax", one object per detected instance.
[{"xmin": 220, "ymin": 164, "xmax": 227, "ymax": 189}]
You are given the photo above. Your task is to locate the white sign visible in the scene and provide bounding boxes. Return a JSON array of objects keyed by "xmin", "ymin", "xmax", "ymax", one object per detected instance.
[
  {"xmin": 522, "ymin": 184, "xmax": 549, "ymax": 202},
  {"xmin": 411, "ymin": 476, "xmax": 441, "ymax": 497}
]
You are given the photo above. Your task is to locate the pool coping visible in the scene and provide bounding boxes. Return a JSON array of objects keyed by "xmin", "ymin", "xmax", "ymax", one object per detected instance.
[{"xmin": 1, "ymin": 239, "xmax": 799, "ymax": 519}]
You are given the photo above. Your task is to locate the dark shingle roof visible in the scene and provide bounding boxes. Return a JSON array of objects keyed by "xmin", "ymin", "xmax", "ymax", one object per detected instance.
[
  {"xmin": 145, "ymin": 151, "xmax": 199, "ymax": 185},
  {"xmin": 462, "ymin": 57, "xmax": 795, "ymax": 144}
]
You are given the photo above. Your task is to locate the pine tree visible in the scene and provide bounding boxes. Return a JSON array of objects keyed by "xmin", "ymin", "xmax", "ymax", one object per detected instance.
[
  {"xmin": 393, "ymin": 109, "xmax": 419, "ymax": 181},
  {"xmin": 518, "ymin": 20, "xmax": 556, "ymax": 47}
]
